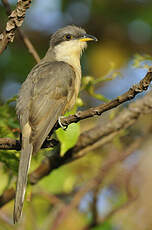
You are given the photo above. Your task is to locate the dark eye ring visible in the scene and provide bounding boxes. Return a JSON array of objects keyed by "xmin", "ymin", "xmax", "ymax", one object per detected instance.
[{"xmin": 64, "ymin": 34, "xmax": 73, "ymax": 40}]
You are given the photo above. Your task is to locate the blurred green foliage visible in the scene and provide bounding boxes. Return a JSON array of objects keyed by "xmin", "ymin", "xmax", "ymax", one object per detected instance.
[
  {"xmin": 0, "ymin": 102, "xmax": 19, "ymax": 172},
  {"xmin": 92, "ymin": 222, "xmax": 113, "ymax": 230},
  {"xmin": 0, "ymin": 0, "xmax": 152, "ymax": 229}
]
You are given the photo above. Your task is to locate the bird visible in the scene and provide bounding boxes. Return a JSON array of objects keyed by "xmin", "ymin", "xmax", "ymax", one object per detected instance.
[{"xmin": 13, "ymin": 25, "xmax": 97, "ymax": 223}]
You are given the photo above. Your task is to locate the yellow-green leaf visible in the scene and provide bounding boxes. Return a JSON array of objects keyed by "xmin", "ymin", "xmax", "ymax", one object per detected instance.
[{"xmin": 56, "ymin": 122, "xmax": 80, "ymax": 157}]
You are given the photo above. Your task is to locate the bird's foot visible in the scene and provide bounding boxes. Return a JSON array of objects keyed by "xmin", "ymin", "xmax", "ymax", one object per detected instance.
[{"xmin": 58, "ymin": 116, "xmax": 68, "ymax": 130}]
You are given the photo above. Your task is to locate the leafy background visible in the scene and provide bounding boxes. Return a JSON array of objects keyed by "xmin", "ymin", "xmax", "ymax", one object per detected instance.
[{"xmin": 0, "ymin": 0, "xmax": 152, "ymax": 229}]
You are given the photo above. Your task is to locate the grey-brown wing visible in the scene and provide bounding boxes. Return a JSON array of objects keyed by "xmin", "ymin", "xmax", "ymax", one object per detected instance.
[
  {"xmin": 28, "ymin": 61, "xmax": 75, "ymax": 153},
  {"xmin": 16, "ymin": 62, "xmax": 54, "ymax": 129},
  {"xmin": 14, "ymin": 61, "xmax": 75, "ymax": 222}
]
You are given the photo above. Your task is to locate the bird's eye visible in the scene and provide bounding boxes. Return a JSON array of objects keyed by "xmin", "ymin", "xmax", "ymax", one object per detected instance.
[{"xmin": 64, "ymin": 34, "xmax": 73, "ymax": 40}]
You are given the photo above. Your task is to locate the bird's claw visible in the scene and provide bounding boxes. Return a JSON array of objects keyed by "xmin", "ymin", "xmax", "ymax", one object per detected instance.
[{"xmin": 58, "ymin": 116, "xmax": 68, "ymax": 130}]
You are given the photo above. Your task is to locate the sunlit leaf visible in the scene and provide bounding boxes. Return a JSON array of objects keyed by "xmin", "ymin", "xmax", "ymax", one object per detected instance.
[{"xmin": 56, "ymin": 122, "xmax": 80, "ymax": 156}]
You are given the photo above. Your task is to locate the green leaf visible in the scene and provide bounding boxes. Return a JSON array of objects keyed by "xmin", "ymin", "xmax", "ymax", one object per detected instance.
[
  {"xmin": 133, "ymin": 54, "xmax": 152, "ymax": 69},
  {"xmin": 56, "ymin": 122, "xmax": 80, "ymax": 157},
  {"xmin": 0, "ymin": 103, "xmax": 19, "ymax": 138},
  {"xmin": 0, "ymin": 151, "xmax": 19, "ymax": 173},
  {"xmin": 6, "ymin": 95, "xmax": 17, "ymax": 104},
  {"xmin": 87, "ymin": 84, "xmax": 109, "ymax": 102},
  {"xmin": 92, "ymin": 221, "xmax": 113, "ymax": 230}
]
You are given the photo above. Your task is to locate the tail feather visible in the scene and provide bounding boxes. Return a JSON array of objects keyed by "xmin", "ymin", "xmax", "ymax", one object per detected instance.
[{"xmin": 13, "ymin": 123, "xmax": 33, "ymax": 223}]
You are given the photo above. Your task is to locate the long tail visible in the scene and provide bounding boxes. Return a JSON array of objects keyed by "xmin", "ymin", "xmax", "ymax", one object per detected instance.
[{"xmin": 13, "ymin": 123, "xmax": 33, "ymax": 224}]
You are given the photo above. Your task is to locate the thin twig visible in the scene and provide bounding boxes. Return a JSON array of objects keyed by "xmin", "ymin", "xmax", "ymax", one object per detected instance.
[
  {"xmin": 0, "ymin": 0, "xmax": 32, "ymax": 55},
  {"xmin": 0, "ymin": 67, "xmax": 152, "ymax": 151},
  {"xmin": 28, "ymin": 91, "xmax": 152, "ymax": 184},
  {"xmin": 17, "ymin": 30, "xmax": 40, "ymax": 63},
  {"xmin": 0, "ymin": 91, "xmax": 152, "ymax": 207},
  {"xmin": 60, "ymin": 67, "xmax": 152, "ymax": 127},
  {"xmin": 1, "ymin": 0, "xmax": 40, "ymax": 63}
]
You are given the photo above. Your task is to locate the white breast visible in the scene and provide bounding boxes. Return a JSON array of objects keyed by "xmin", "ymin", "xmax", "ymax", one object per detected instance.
[{"xmin": 54, "ymin": 40, "xmax": 87, "ymax": 109}]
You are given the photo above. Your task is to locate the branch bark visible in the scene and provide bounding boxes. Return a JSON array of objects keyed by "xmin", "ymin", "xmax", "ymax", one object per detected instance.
[
  {"xmin": 20, "ymin": 91, "xmax": 152, "ymax": 184},
  {"xmin": 0, "ymin": 0, "xmax": 32, "ymax": 55},
  {"xmin": 0, "ymin": 89, "xmax": 152, "ymax": 207},
  {"xmin": 0, "ymin": 67, "xmax": 152, "ymax": 151},
  {"xmin": 61, "ymin": 67, "xmax": 152, "ymax": 126}
]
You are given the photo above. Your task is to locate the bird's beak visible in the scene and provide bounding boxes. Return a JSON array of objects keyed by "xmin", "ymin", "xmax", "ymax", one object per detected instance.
[{"xmin": 79, "ymin": 34, "xmax": 98, "ymax": 42}]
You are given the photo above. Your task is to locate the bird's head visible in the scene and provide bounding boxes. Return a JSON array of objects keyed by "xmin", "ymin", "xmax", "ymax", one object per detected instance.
[{"xmin": 50, "ymin": 25, "xmax": 98, "ymax": 60}]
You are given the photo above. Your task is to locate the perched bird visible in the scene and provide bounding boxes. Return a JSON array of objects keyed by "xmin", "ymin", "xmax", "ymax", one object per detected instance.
[{"xmin": 13, "ymin": 25, "xmax": 97, "ymax": 223}]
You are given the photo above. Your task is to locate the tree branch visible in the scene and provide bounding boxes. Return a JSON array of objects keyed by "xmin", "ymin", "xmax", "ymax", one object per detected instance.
[
  {"xmin": 0, "ymin": 0, "xmax": 32, "ymax": 55},
  {"xmin": 0, "ymin": 88, "xmax": 152, "ymax": 207},
  {"xmin": 0, "ymin": 67, "xmax": 152, "ymax": 151},
  {"xmin": 17, "ymin": 30, "xmax": 41, "ymax": 63},
  {"xmin": 61, "ymin": 67, "xmax": 152, "ymax": 126},
  {"xmin": 21, "ymin": 91, "xmax": 152, "ymax": 184}
]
